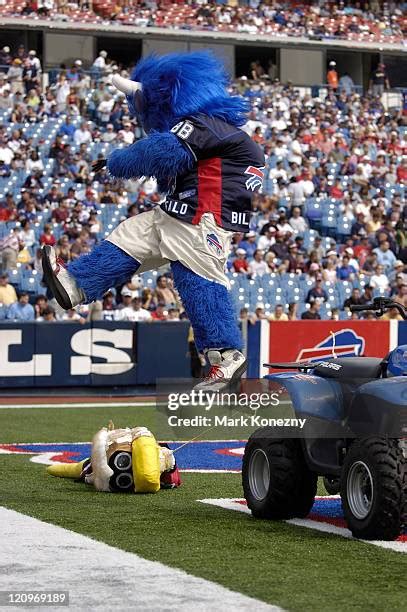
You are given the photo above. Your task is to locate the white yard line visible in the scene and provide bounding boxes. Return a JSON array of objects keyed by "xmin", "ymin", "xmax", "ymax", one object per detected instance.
[
  {"xmin": 0, "ymin": 402, "xmax": 156, "ymax": 409},
  {"xmin": 198, "ymin": 498, "xmax": 407, "ymax": 554},
  {"xmin": 0, "ymin": 507, "xmax": 282, "ymax": 612}
]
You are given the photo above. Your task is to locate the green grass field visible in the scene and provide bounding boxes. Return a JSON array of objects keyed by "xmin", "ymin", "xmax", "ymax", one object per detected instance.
[{"xmin": 0, "ymin": 405, "xmax": 406, "ymax": 611}]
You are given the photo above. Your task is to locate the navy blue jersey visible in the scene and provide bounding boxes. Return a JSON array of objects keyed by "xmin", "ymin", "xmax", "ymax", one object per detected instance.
[{"xmin": 160, "ymin": 114, "xmax": 265, "ymax": 232}]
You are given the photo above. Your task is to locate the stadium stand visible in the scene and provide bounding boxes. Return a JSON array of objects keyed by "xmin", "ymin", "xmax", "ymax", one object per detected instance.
[
  {"xmin": 0, "ymin": 1, "xmax": 404, "ymax": 45},
  {"xmin": 0, "ymin": 39, "xmax": 405, "ymax": 323}
]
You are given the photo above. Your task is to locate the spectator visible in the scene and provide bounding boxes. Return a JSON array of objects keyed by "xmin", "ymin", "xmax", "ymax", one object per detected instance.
[
  {"xmin": 390, "ymin": 261, "xmax": 407, "ymax": 286},
  {"xmin": 59, "ymin": 308, "xmax": 86, "ymax": 323},
  {"xmin": 327, "ymin": 61, "xmax": 339, "ymax": 90},
  {"xmin": 370, "ymin": 264, "xmax": 389, "ymax": 292},
  {"xmin": 167, "ymin": 307, "xmax": 180, "ymax": 321},
  {"xmin": 154, "ymin": 275, "xmax": 177, "ymax": 307},
  {"xmin": 233, "ymin": 249, "xmax": 249, "ymax": 274},
  {"xmin": 1, "ymin": 228, "xmax": 21, "ymax": 272},
  {"xmin": 18, "ymin": 219, "xmax": 35, "ymax": 249},
  {"xmin": 382, "ymin": 307, "xmax": 404, "ymax": 321},
  {"xmin": 289, "ymin": 206, "xmax": 308, "ymax": 235},
  {"xmin": 343, "ymin": 288, "xmax": 366, "ymax": 310},
  {"xmin": 25, "ymin": 150, "xmax": 44, "ymax": 175},
  {"xmin": 74, "ymin": 122, "xmax": 92, "ymax": 147},
  {"xmin": 37, "ymin": 306, "xmax": 57, "ymax": 322},
  {"xmin": 101, "ymin": 290, "xmax": 117, "ymax": 320},
  {"xmin": 337, "ymin": 255, "xmax": 356, "ymax": 281},
  {"xmin": 373, "ymin": 240, "xmax": 397, "ymax": 272},
  {"xmin": 269, "ymin": 304, "xmax": 288, "ymax": 321},
  {"xmin": 59, "ymin": 116, "xmax": 76, "ymax": 139},
  {"xmin": 360, "ymin": 284, "xmax": 374, "ymax": 305},
  {"xmin": 306, "ymin": 275, "xmax": 328, "ymax": 304},
  {"xmin": 119, "ymin": 297, "xmax": 152, "ymax": 322},
  {"xmin": 7, "ymin": 58, "xmax": 23, "ymax": 94},
  {"xmin": 369, "ymin": 63, "xmax": 390, "ymax": 96},
  {"xmin": 34, "ymin": 294, "xmax": 48, "ymax": 319},
  {"xmin": 287, "ymin": 302, "xmax": 298, "ymax": 321},
  {"xmin": 239, "ymin": 231, "xmax": 257, "ymax": 258},
  {"xmin": 6, "ymin": 292, "xmax": 35, "ymax": 320},
  {"xmin": 39, "ymin": 224, "xmax": 56, "ymax": 247},
  {"xmin": 301, "ymin": 302, "xmax": 321, "ymax": 320},
  {"xmin": 0, "ymin": 273, "xmax": 17, "ymax": 305},
  {"xmin": 92, "ymin": 50, "xmax": 108, "ymax": 78},
  {"xmin": 249, "ymin": 249, "xmax": 269, "ymax": 277},
  {"xmin": 239, "ymin": 307, "xmax": 249, "ymax": 322},
  {"xmin": 338, "ymin": 72, "xmax": 354, "ymax": 95},
  {"xmin": 250, "ymin": 303, "xmax": 268, "ymax": 324},
  {"xmin": 151, "ymin": 304, "xmax": 168, "ymax": 321}
]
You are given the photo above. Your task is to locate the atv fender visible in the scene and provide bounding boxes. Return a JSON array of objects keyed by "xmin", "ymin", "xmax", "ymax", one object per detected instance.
[
  {"xmin": 348, "ymin": 376, "xmax": 407, "ymax": 437},
  {"xmin": 266, "ymin": 372, "xmax": 344, "ymax": 420}
]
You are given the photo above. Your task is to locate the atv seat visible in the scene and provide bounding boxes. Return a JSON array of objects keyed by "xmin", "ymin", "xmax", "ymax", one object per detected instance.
[{"xmin": 313, "ymin": 357, "xmax": 384, "ymax": 380}]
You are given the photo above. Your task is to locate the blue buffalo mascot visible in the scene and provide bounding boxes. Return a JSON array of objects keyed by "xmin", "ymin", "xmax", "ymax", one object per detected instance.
[{"xmin": 42, "ymin": 51, "xmax": 265, "ymax": 390}]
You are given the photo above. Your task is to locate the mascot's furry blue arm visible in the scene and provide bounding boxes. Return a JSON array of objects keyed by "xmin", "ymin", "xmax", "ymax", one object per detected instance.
[
  {"xmin": 107, "ymin": 132, "xmax": 193, "ymax": 189},
  {"xmin": 67, "ymin": 52, "xmax": 252, "ymax": 355}
]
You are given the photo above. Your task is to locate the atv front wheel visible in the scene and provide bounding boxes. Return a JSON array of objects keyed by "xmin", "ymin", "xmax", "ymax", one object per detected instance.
[
  {"xmin": 341, "ymin": 437, "xmax": 406, "ymax": 540},
  {"xmin": 323, "ymin": 476, "xmax": 340, "ymax": 495},
  {"xmin": 242, "ymin": 433, "xmax": 317, "ymax": 520}
]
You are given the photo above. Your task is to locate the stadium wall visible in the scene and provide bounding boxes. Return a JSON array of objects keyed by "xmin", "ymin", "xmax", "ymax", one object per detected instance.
[
  {"xmin": 1, "ymin": 321, "xmax": 405, "ymax": 387},
  {"xmin": 0, "ymin": 321, "xmax": 190, "ymax": 387}
]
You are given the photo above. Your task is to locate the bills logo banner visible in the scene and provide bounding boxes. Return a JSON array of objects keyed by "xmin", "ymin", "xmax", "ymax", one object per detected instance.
[
  {"xmin": 244, "ymin": 166, "xmax": 265, "ymax": 192},
  {"xmin": 267, "ymin": 321, "xmax": 391, "ymax": 371},
  {"xmin": 296, "ymin": 328, "xmax": 365, "ymax": 361}
]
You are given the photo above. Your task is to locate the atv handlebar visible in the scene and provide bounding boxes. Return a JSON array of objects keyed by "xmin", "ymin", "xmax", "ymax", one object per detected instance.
[{"xmin": 350, "ymin": 297, "xmax": 407, "ymax": 320}]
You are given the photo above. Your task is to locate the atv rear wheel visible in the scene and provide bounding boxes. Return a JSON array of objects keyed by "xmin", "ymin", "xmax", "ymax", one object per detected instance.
[
  {"xmin": 340, "ymin": 437, "xmax": 406, "ymax": 540},
  {"xmin": 242, "ymin": 433, "xmax": 317, "ymax": 520}
]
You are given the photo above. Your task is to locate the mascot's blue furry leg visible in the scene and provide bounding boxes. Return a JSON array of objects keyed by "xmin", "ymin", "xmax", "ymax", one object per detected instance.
[
  {"xmin": 67, "ymin": 241, "xmax": 140, "ymax": 303},
  {"xmin": 171, "ymin": 261, "xmax": 242, "ymax": 353}
]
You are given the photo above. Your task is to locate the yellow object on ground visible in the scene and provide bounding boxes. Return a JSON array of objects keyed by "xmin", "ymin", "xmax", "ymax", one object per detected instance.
[
  {"xmin": 47, "ymin": 460, "xmax": 86, "ymax": 479},
  {"xmin": 132, "ymin": 435, "xmax": 161, "ymax": 493}
]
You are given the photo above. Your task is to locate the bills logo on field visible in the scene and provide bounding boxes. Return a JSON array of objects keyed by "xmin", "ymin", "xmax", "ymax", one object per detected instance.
[
  {"xmin": 296, "ymin": 329, "xmax": 365, "ymax": 362},
  {"xmin": 0, "ymin": 441, "xmax": 244, "ymax": 472},
  {"xmin": 244, "ymin": 166, "xmax": 265, "ymax": 192},
  {"xmin": 206, "ymin": 233, "xmax": 223, "ymax": 256}
]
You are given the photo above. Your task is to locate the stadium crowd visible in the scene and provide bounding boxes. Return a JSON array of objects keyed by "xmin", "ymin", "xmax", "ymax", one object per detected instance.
[
  {"xmin": 1, "ymin": 1, "xmax": 405, "ymax": 46},
  {"xmin": 0, "ymin": 43, "xmax": 405, "ymax": 324}
]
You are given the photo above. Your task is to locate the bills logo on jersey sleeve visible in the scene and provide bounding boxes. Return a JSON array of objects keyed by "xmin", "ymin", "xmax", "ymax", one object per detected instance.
[{"xmin": 244, "ymin": 166, "xmax": 265, "ymax": 192}]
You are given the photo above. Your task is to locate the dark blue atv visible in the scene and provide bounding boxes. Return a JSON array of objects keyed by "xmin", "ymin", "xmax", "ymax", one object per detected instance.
[{"xmin": 242, "ymin": 298, "xmax": 407, "ymax": 540}]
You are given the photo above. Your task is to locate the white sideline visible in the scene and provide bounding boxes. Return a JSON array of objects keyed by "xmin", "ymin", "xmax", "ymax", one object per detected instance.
[
  {"xmin": 0, "ymin": 507, "xmax": 282, "ymax": 611},
  {"xmin": 198, "ymin": 498, "xmax": 407, "ymax": 554}
]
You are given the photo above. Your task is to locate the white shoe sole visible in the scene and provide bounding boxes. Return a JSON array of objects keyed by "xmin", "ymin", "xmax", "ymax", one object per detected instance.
[
  {"xmin": 194, "ymin": 358, "xmax": 248, "ymax": 392},
  {"xmin": 42, "ymin": 245, "xmax": 76, "ymax": 310}
]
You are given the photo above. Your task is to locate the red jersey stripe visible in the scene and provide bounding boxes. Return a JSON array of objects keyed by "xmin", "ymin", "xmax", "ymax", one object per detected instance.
[{"xmin": 193, "ymin": 157, "xmax": 222, "ymax": 225}]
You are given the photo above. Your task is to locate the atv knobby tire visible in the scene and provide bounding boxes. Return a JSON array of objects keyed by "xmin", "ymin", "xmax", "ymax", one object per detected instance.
[
  {"xmin": 340, "ymin": 437, "xmax": 406, "ymax": 540},
  {"xmin": 242, "ymin": 433, "xmax": 317, "ymax": 520},
  {"xmin": 323, "ymin": 476, "xmax": 340, "ymax": 495}
]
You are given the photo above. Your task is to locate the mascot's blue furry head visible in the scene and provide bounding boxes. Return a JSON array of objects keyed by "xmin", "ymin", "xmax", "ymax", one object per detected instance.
[{"xmin": 112, "ymin": 51, "xmax": 248, "ymax": 133}]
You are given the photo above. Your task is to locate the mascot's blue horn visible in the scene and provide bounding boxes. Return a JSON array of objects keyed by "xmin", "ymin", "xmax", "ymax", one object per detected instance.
[{"xmin": 111, "ymin": 74, "xmax": 142, "ymax": 95}]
